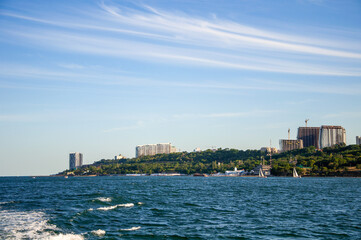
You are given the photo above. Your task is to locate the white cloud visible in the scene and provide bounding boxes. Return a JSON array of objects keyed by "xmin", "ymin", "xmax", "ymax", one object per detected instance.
[{"xmin": 1, "ymin": 2, "xmax": 360, "ymax": 76}]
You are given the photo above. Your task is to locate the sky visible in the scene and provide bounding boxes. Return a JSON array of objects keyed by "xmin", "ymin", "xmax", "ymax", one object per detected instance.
[{"xmin": 0, "ymin": 0, "xmax": 361, "ymax": 176}]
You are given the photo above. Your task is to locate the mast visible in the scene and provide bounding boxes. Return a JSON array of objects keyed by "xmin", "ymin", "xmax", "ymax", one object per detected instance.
[{"xmin": 269, "ymin": 139, "xmax": 272, "ymax": 166}]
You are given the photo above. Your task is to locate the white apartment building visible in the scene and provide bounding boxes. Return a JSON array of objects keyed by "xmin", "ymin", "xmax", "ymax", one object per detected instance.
[
  {"xmin": 136, "ymin": 143, "xmax": 177, "ymax": 157},
  {"xmin": 319, "ymin": 125, "xmax": 346, "ymax": 148}
]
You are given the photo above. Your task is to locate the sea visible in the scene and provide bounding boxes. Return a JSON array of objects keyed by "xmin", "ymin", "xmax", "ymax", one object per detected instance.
[{"xmin": 0, "ymin": 176, "xmax": 360, "ymax": 239}]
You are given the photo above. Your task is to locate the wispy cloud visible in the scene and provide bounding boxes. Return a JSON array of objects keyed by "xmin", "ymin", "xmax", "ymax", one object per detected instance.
[
  {"xmin": 322, "ymin": 111, "xmax": 361, "ymax": 119},
  {"xmin": 172, "ymin": 110, "xmax": 279, "ymax": 120},
  {"xmin": 1, "ymin": 63, "xmax": 361, "ymax": 95},
  {"xmin": 58, "ymin": 63, "xmax": 85, "ymax": 69},
  {"xmin": 1, "ymin": 2, "xmax": 360, "ymax": 76}
]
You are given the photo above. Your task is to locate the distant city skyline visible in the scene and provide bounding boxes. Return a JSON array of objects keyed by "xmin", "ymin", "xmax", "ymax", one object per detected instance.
[{"xmin": 1, "ymin": 0, "xmax": 361, "ymax": 176}]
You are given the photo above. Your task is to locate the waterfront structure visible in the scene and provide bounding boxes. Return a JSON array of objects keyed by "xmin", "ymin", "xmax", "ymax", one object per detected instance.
[
  {"xmin": 136, "ymin": 143, "xmax": 177, "ymax": 157},
  {"xmin": 69, "ymin": 152, "xmax": 83, "ymax": 170},
  {"xmin": 260, "ymin": 147, "xmax": 278, "ymax": 154},
  {"xmin": 297, "ymin": 127, "xmax": 320, "ymax": 149},
  {"xmin": 279, "ymin": 139, "xmax": 303, "ymax": 152},
  {"xmin": 253, "ymin": 165, "xmax": 272, "ymax": 176},
  {"xmin": 319, "ymin": 125, "xmax": 346, "ymax": 148},
  {"xmin": 225, "ymin": 167, "xmax": 245, "ymax": 176},
  {"xmin": 114, "ymin": 154, "xmax": 126, "ymax": 160},
  {"xmin": 357, "ymin": 136, "xmax": 361, "ymax": 145}
]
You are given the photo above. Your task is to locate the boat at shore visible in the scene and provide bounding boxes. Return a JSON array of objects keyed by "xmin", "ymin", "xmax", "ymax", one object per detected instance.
[
  {"xmin": 293, "ymin": 167, "xmax": 301, "ymax": 178},
  {"xmin": 259, "ymin": 169, "xmax": 267, "ymax": 178},
  {"xmin": 193, "ymin": 173, "xmax": 209, "ymax": 177}
]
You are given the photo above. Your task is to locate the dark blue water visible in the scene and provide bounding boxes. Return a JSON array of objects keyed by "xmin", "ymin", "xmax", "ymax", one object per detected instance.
[{"xmin": 1, "ymin": 176, "xmax": 361, "ymax": 239}]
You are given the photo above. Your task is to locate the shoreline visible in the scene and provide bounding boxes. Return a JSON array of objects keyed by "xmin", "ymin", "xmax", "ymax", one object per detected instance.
[{"xmin": 20, "ymin": 174, "xmax": 361, "ymax": 178}]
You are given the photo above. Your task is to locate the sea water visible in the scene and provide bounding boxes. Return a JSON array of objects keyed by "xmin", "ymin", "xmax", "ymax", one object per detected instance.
[{"xmin": 0, "ymin": 176, "xmax": 360, "ymax": 239}]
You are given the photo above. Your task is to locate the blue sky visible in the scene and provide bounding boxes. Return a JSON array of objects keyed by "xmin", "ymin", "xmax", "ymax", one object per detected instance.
[{"xmin": 0, "ymin": 0, "xmax": 360, "ymax": 176}]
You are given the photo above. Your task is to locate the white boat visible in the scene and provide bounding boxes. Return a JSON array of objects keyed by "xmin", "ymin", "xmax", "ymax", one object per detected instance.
[
  {"xmin": 293, "ymin": 167, "xmax": 301, "ymax": 178},
  {"xmin": 259, "ymin": 168, "xmax": 267, "ymax": 178}
]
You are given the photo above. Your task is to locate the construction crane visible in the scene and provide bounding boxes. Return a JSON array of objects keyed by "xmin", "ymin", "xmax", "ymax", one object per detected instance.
[
  {"xmin": 288, "ymin": 128, "xmax": 290, "ymax": 140},
  {"xmin": 305, "ymin": 119, "xmax": 309, "ymax": 127}
]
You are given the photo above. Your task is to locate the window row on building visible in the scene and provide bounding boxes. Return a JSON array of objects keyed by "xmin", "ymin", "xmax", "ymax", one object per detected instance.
[{"xmin": 136, "ymin": 143, "xmax": 177, "ymax": 157}]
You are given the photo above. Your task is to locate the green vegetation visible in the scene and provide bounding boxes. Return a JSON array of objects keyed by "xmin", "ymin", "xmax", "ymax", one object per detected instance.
[
  {"xmin": 271, "ymin": 144, "xmax": 361, "ymax": 176},
  {"xmin": 60, "ymin": 144, "xmax": 361, "ymax": 177}
]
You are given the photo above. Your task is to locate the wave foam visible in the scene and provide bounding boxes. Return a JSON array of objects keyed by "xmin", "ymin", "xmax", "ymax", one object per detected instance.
[
  {"xmin": 97, "ymin": 203, "xmax": 134, "ymax": 211},
  {"xmin": 96, "ymin": 197, "xmax": 112, "ymax": 202},
  {"xmin": 0, "ymin": 209, "xmax": 83, "ymax": 240},
  {"xmin": 120, "ymin": 226, "xmax": 141, "ymax": 231},
  {"xmin": 91, "ymin": 229, "xmax": 106, "ymax": 236},
  {"xmin": 46, "ymin": 234, "xmax": 84, "ymax": 240}
]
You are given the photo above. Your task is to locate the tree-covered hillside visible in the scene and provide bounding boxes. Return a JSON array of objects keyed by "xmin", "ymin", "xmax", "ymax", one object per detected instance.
[{"xmin": 60, "ymin": 144, "xmax": 361, "ymax": 176}]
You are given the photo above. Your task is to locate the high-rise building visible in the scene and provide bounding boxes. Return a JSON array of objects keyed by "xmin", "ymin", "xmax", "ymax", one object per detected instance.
[
  {"xmin": 319, "ymin": 125, "xmax": 346, "ymax": 148},
  {"xmin": 279, "ymin": 139, "xmax": 303, "ymax": 152},
  {"xmin": 356, "ymin": 136, "xmax": 361, "ymax": 145},
  {"xmin": 69, "ymin": 152, "xmax": 83, "ymax": 170},
  {"xmin": 297, "ymin": 127, "xmax": 320, "ymax": 149},
  {"xmin": 136, "ymin": 143, "xmax": 177, "ymax": 157}
]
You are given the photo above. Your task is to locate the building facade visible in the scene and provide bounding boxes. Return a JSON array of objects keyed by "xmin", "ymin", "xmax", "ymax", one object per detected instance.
[
  {"xmin": 319, "ymin": 125, "xmax": 346, "ymax": 148},
  {"xmin": 114, "ymin": 154, "xmax": 126, "ymax": 160},
  {"xmin": 69, "ymin": 152, "xmax": 83, "ymax": 170},
  {"xmin": 297, "ymin": 127, "xmax": 320, "ymax": 149},
  {"xmin": 136, "ymin": 143, "xmax": 177, "ymax": 158},
  {"xmin": 356, "ymin": 136, "xmax": 361, "ymax": 145},
  {"xmin": 260, "ymin": 147, "xmax": 278, "ymax": 154},
  {"xmin": 279, "ymin": 139, "xmax": 303, "ymax": 152}
]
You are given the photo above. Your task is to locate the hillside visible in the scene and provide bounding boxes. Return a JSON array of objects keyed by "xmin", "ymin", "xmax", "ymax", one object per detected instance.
[{"xmin": 60, "ymin": 144, "xmax": 361, "ymax": 176}]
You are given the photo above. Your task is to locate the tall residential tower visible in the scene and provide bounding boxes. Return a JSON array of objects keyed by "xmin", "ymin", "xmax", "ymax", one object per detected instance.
[
  {"xmin": 319, "ymin": 125, "xmax": 346, "ymax": 148},
  {"xmin": 69, "ymin": 152, "xmax": 83, "ymax": 170},
  {"xmin": 297, "ymin": 127, "xmax": 320, "ymax": 149}
]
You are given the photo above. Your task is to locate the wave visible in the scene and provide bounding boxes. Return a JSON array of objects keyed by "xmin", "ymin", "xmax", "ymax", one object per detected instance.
[
  {"xmin": 0, "ymin": 201, "xmax": 15, "ymax": 205},
  {"xmin": 120, "ymin": 226, "xmax": 141, "ymax": 231},
  {"xmin": 91, "ymin": 229, "xmax": 106, "ymax": 236},
  {"xmin": 0, "ymin": 209, "xmax": 83, "ymax": 240},
  {"xmin": 137, "ymin": 202, "xmax": 144, "ymax": 205},
  {"xmin": 46, "ymin": 234, "xmax": 84, "ymax": 240},
  {"xmin": 97, "ymin": 203, "xmax": 134, "ymax": 211},
  {"xmin": 95, "ymin": 197, "xmax": 112, "ymax": 202}
]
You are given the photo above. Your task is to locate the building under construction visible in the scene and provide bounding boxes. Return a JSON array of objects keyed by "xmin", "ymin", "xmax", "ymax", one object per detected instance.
[
  {"xmin": 279, "ymin": 139, "xmax": 303, "ymax": 152},
  {"xmin": 297, "ymin": 127, "xmax": 320, "ymax": 149},
  {"xmin": 279, "ymin": 128, "xmax": 303, "ymax": 152},
  {"xmin": 319, "ymin": 125, "xmax": 346, "ymax": 148}
]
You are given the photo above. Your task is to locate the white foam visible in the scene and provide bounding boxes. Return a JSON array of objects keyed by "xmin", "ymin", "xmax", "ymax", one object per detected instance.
[
  {"xmin": 97, "ymin": 203, "xmax": 134, "ymax": 211},
  {"xmin": 46, "ymin": 234, "xmax": 84, "ymax": 240},
  {"xmin": 88, "ymin": 208, "xmax": 94, "ymax": 211},
  {"xmin": 96, "ymin": 197, "xmax": 112, "ymax": 202},
  {"xmin": 120, "ymin": 226, "xmax": 141, "ymax": 231},
  {"xmin": 137, "ymin": 202, "xmax": 144, "ymax": 205},
  {"xmin": 0, "ymin": 209, "xmax": 83, "ymax": 240},
  {"xmin": 91, "ymin": 229, "xmax": 106, "ymax": 236}
]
